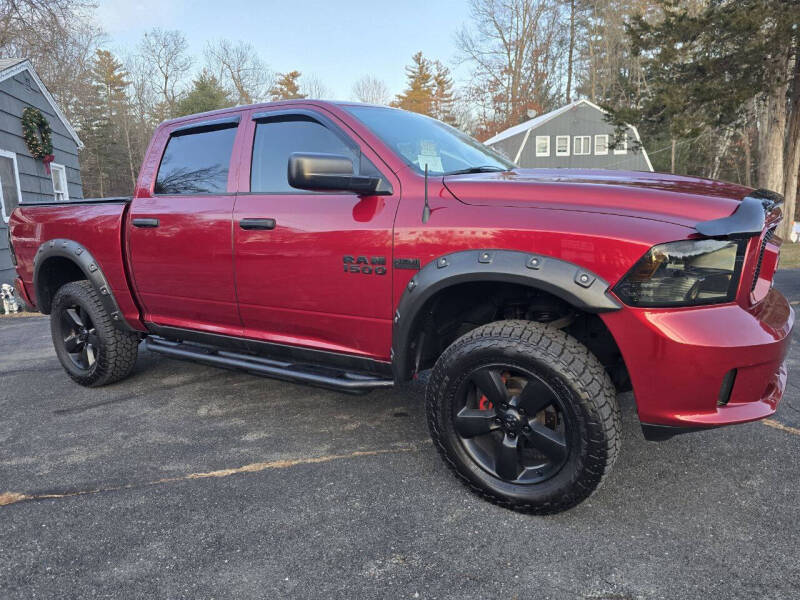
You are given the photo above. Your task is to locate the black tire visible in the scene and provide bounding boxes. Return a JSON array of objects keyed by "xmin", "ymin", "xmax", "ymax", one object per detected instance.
[
  {"xmin": 426, "ymin": 320, "xmax": 620, "ymax": 514},
  {"xmin": 50, "ymin": 280, "xmax": 140, "ymax": 387}
]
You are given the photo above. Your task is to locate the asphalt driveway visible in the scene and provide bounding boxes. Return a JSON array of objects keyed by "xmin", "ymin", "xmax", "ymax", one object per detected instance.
[{"xmin": 1, "ymin": 273, "xmax": 799, "ymax": 599}]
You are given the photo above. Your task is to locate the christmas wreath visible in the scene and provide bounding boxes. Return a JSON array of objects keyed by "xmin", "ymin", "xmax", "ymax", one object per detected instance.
[{"xmin": 22, "ymin": 108, "xmax": 54, "ymax": 169}]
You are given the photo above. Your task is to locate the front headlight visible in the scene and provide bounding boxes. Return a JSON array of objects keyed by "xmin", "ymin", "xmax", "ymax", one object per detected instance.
[{"xmin": 614, "ymin": 239, "xmax": 746, "ymax": 307}]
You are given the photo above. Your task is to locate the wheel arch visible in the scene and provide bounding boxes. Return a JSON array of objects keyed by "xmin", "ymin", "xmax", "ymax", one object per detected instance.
[
  {"xmin": 391, "ymin": 249, "xmax": 622, "ymax": 382},
  {"xmin": 33, "ymin": 238, "xmax": 134, "ymax": 331}
]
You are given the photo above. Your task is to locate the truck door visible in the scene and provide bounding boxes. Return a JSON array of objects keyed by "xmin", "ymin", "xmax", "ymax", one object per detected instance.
[
  {"xmin": 127, "ymin": 116, "xmax": 244, "ymax": 334},
  {"xmin": 233, "ymin": 108, "xmax": 400, "ymax": 361}
]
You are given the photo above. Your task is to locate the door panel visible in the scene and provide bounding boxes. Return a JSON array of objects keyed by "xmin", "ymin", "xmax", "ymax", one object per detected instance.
[
  {"xmin": 234, "ymin": 194, "xmax": 395, "ymax": 358},
  {"xmin": 127, "ymin": 118, "xmax": 242, "ymax": 334},
  {"xmin": 128, "ymin": 195, "xmax": 240, "ymax": 333},
  {"xmin": 233, "ymin": 109, "xmax": 399, "ymax": 360}
]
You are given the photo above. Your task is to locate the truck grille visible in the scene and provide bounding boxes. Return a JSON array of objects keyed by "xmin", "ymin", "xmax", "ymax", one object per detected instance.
[{"xmin": 750, "ymin": 227, "xmax": 775, "ymax": 292}]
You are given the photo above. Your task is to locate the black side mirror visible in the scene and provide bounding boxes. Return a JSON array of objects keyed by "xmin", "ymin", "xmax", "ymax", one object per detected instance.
[{"xmin": 288, "ymin": 153, "xmax": 385, "ymax": 195}]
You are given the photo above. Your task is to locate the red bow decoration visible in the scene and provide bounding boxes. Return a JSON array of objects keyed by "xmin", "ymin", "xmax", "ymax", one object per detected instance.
[{"xmin": 43, "ymin": 154, "xmax": 55, "ymax": 175}]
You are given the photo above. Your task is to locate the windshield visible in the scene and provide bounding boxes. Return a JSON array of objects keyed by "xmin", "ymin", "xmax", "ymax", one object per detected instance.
[{"xmin": 343, "ymin": 105, "xmax": 515, "ymax": 176}]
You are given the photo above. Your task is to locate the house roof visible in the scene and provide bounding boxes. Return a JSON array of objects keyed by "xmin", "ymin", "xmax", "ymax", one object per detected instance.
[
  {"xmin": 0, "ymin": 58, "xmax": 82, "ymax": 148},
  {"xmin": 483, "ymin": 98, "xmax": 652, "ymax": 171},
  {"xmin": 484, "ymin": 99, "xmax": 624, "ymax": 144}
]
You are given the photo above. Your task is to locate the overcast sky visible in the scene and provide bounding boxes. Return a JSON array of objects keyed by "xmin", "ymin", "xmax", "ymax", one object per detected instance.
[{"xmin": 95, "ymin": 0, "xmax": 471, "ymax": 99}]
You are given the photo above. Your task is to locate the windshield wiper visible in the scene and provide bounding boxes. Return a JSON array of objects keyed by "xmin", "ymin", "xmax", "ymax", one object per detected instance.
[{"xmin": 444, "ymin": 166, "xmax": 509, "ymax": 176}]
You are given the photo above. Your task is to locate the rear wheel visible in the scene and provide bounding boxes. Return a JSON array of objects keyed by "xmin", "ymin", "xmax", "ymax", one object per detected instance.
[
  {"xmin": 426, "ymin": 320, "xmax": 620, "ymax": 514},
  {"xmin": 50, "ymin": 281, "xmax": 139, "ymax": 387}
]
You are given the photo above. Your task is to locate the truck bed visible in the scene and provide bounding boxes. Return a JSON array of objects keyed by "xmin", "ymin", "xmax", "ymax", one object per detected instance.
[{"xmin": 9, "ymin": 200, "xmax": 143, "ymax": 329}]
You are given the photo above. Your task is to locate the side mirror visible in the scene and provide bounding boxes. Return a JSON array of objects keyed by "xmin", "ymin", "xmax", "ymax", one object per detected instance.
[{"xmin": 288, "ymin": 153, "xmax": 384, "ymax": 195}]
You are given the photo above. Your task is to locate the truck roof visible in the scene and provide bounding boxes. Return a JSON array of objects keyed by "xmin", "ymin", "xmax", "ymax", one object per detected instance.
[{"xmin": 158, "ymin": 99, "xmax": 395, "ymax": 129}]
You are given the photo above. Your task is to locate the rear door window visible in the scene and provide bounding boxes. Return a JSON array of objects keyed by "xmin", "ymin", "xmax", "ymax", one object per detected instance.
[{"xmin": 155, "ymin": 124, "xmax": 238, "ymax": 194}]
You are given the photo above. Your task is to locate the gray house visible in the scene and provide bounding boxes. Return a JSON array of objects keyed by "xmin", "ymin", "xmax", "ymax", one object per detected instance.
[
  {"xmin": 0, "ymin": 58, "xmax": 83, "ymax": 287},
  {"xmin": 485, "ymin": 99, "xmax": 653, "ymax": 172}
]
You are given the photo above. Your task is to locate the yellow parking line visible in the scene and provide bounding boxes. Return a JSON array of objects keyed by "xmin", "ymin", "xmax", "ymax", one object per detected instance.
[
  {"xmin": 0, "ymin": 444, "xmax": 422, "ymax": 508},
  {"xmin": 763, "ymin": 419, "xmax": 800, "ymax": 436}
]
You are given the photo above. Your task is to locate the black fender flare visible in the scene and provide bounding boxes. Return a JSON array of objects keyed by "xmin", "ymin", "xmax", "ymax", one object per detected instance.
[
  {"xmin": 391, "ymin": 249, "xmax": 621, "ymax": 381},
  {"xmin": 33, "ymin": 238, "xmax": 135, "ymax": 332}
]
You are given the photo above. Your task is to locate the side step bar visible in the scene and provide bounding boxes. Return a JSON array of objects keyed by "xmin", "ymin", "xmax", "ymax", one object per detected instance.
[{"xmin": 144, "ymin": 336, "xmax": 394, "ymax": 394}]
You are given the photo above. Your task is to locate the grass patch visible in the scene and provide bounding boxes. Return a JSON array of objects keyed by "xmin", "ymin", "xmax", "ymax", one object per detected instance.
[{"xmin": 780, "ymin": 242, "xmax": 800, "ymax": 270}]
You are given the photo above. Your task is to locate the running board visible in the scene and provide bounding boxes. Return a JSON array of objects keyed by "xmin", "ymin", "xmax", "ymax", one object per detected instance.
[{"xmin": 144, "ymin": 336, "xmax": 394, "ymax": 394}]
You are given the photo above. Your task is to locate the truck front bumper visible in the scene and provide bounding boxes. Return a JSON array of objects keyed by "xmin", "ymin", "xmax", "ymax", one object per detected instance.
[{"xmin": 602, "ymin": 287, "xmax": 793, "ymax": 436}]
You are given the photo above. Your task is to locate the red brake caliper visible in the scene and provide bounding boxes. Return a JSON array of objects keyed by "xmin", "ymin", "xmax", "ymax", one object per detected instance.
[{"xmin": 478, "ymin": 372, "xmax": 509, "ymax": 410}]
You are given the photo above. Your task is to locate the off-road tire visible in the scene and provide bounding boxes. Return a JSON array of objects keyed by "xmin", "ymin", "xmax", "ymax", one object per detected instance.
[
  {"xmin": 426, "ymin": 320, "xmax": 621, "ymax": 514},
  {"xmin": 50, "ymin": 280, "xmax": 139, "ymax": 387}
]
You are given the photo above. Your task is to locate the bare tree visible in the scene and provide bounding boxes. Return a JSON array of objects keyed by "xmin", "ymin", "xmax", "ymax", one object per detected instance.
[
  {"xmin": 0, "ymin": 0, "xmax": 103, "ymax": 124},
  {"xmin": 351, "ymin": 75, "xmax": 391, "ymax": 105},
  {"xmin": 138, "ymin": 28, "xmax": 192, "ymax": 118},
  {"xmin": 456, "ymin": 0, "xmax": 565, "ymax": 137},
  {"xmin": 204, "ymin": 39, "xmax": 272, "ymax": 105},
  {"xmin": 301, "ymin": 73, "xmax": 332, "ymax": 99},
  {"xmin": 0, "ymin": 0, "xmax": 84, "ymax": 48},
  {"xmin": 574, "ymin": 0, "xmax": 658, "ymax": 107}
]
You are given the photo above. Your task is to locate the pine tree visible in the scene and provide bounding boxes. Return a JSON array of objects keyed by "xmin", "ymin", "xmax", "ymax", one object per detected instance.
[
  {"xmin": 431, "ymin": 60, "xmax": 457, "ymax": 126},
  {"xmin": 269, "ymin": 71, "xmax": 306, "ymax": 101},
  {"xmin": 608, "ymin": 0, "xmax": 800, "ymax": 237},
  {"xmin": 393, "ymin": 52, "xmax": 435, "ymax": 115},
  {"xmin": 79, "ymin": 50, "xmax": 132, "ymax": 197},
  {"xmin": 174, "ymin": 70, "xmax": 232, "ymax": 117}
]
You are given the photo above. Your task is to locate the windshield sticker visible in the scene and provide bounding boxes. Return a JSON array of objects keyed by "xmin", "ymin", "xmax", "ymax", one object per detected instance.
[{"xmin": 417, "ymin": 140, "xmax": 443, "ymax": 172}]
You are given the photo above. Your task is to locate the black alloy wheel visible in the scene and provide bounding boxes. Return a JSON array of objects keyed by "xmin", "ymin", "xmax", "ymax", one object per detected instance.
[
  {"xmin": 454, "ymin": 365, "xmax": 572, "ymax": 485},
  {"xmin": 58, "ymin": 303, "xmax": 100, "ymax": 372}
]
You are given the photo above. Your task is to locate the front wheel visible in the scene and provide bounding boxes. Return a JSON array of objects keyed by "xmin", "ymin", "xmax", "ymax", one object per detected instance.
[
  {"xmin": 426, "ymin": 320, "xmax": 620, "ymax": 514},
  {"xmin": 50, "ymin": 280, "xmax": 140, "ymax": 387}
]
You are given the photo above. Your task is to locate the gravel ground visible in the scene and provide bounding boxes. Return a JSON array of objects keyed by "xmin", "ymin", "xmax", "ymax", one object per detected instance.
[{"xmin": 1, "ymin": 272, "xmax": 799, "ymax": 599}]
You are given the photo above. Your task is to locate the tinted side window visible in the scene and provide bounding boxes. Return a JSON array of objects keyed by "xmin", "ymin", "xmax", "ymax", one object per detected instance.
[
  {"xmin": 155, "ymin": 125, "xmax": 237, "ymax": 194},
  {"xmin": 251, "ymin": 117, "xmax": 357, "ymax": 193}
]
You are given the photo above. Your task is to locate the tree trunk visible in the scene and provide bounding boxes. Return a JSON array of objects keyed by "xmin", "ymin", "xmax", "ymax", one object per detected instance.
[
  {"xmin": 671, "ymin": 138, "xmax": 676, "ymax": 174},
  {"xmin": 122, "ymin": 117, "xmax": 137, "ymax": 191},
  {"xmin": 742, "ymin": 129, "xmax": 752, "ymax": 188},
  {"xmin": 757, "ymin": 50, "xmax": 790, "ymax": 205},
  {"xmin": 710, "ymin": 129, "xmax": 733, "ymax": 180},
  {"xmin": 781, "ymin": 43, "xmax": 800, "ymax": 241},
  {"xmin": 566, "ymin": 0, "xmax": 575, "ymax": 103}
]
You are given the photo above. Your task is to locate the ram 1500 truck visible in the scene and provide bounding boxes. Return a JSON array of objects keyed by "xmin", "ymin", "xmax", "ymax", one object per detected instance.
[{"xmin": 8, "ymin": 100, "xmax": 793, "ymax": 513}]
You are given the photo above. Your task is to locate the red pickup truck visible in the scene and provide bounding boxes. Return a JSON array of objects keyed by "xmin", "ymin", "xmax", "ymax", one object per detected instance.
[{"xmin": 8, "ymin": 100, "xmax": 793, "ymax": 513}]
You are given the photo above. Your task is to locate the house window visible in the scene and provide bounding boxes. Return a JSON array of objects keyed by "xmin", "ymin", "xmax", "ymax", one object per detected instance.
[
  {"xmin": 594, "ymin": 134, "xmax": 609, "ymax": 155},
  {"xmin": 51, "ymin": 163, "xmax": 69, "ymax": 202},
  {"xmin": 574, "ymin": 136, "xmax": 591, "ymax": 155},
  {"xmin": 614, "ymin": 136, "xmax": 628, "ymax": 155},
  {"xmin": 556, "ymin": 135, "xmax": 570, "ymax": 156},
  {"xmin": 535, "ymin": 136, "xmax": 550, "ymax": 157},
  {"xmin": 0, "ymin": 149, "xmax": 22, "ymax": 223}
]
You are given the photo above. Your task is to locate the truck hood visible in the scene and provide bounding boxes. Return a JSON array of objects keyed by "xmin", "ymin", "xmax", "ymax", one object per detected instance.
[{"xmin": 442, "ymin": 169, "xmax": 753, "ymax": 229}]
